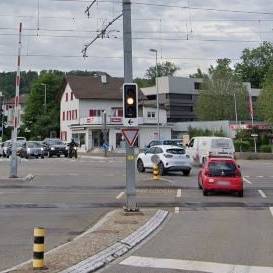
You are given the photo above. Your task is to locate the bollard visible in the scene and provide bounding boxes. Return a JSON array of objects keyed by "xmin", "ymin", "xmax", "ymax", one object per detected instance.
[
  {"xmin": 153, "ymin": 164, "xmax": 160, "ymax": 180},
  {"xmin": 33, "ymin": 227, "xmax": 45, "ymax": 270}
]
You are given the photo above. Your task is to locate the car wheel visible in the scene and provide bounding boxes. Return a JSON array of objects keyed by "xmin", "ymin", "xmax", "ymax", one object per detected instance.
[
  {"xmin": 48, "ymin": 153, "xmax": 52, "ymax": 158},
  {"xmin": 137, "ymin": 159, "xmax": 145, "ymax": 173},
  {"xmin": 158, "ymin": 162, "xmax": 165, "ymax": 176},
  {"xmin": 203, "ymin": 189, "xmax": 209, "ymax": 196},
  {"xmin": 41, "ymin": 156, "xmax": 44, "ymax": 159},
  {"xmin": 182, "ymin": 169, "xmax": 191, "ymax": 176},
  {"xmin": 25, "ymin": 155, "xmax": 29, "ymax": 159},
  {"xmin": 238, "ymin": 190, "xmax": 244, "ymax": 197},
  {"xmin": 198, "ymin": 175, "xmax": 202, "ymax": 189},
  {"xmin": 57, "ymin": 154, "xmax": 60, "ymax": 158}
]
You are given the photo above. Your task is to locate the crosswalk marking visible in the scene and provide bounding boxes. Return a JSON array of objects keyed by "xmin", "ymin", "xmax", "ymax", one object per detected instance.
[
  {"xmin": 243, "ymin": 177, "xmax": 252, "ymax": 184},
  {"xmin": 258, "ymin": 190, "xmax": 267, "ymax": 198},
  {"xmin": 176, "ymin": 189, "xmax": 182, "ymax": 198},
  {"xmin": 121, "ymin": 256, "xmax": 273, "ymax": 273}
]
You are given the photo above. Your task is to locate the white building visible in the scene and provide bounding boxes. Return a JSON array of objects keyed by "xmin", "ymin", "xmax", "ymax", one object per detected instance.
[{"xmin": 60, "ymin": 75, "xmax": 171, "ymax": 151}]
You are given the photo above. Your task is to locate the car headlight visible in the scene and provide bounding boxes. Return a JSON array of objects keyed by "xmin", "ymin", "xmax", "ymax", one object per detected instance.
[
  {"xmin": 41, "ymin": 148, "xmax": 44, "ymax": 151},
  {"xmin": 51, "ymin": 147, "xmax": 55, "ymax": 150},
  {"xmin": 27, "ymin": 148, "xmax": 31, "ymax": 153},
  {"xmin": 65, "ymin": 147, "xmax": 69, "ymax": 150}
]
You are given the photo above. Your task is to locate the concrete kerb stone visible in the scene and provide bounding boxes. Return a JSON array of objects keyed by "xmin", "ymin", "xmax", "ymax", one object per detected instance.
[
  {"xmin": 59, "ymin": 210, "xmax": 168, "ymax": 273},
  {"xmin": 0, "ymin": 174, "xmax": 35, "ymax": 183}
]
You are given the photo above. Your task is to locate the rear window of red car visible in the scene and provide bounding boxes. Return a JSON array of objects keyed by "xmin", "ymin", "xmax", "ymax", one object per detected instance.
[{"xmin": 208, "ymin": 161, "xmax": 237, "ymax": 176}]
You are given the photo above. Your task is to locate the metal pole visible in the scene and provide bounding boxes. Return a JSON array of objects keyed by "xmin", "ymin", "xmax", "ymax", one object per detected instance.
[
  {"xmin": 123, "ymin": 0, "xmax": 137, "ymax": 211},
  {"xmin": 102, "ymin": 111, "xmax": 107, "ymax": 157},
  {"xmin": 41, "ymin": 83, "xmax": 47, "ymax": 113},
  {"xmin": 44, "ymin": 84, "xmax": 47, "ymax": 112},
  {"xmin": 155, "ymin": 51, "xmax": 160, "ymax": 140},
  {"xmin": 0, "ymin": 94, "xmax": 3, "ymax": 141},
  {"xmin": 10, "ymin": 22, "xmax": 22, "ymax": 178},
  {"xmin": 233, "ymin": 93, "xmax": 238, "ymax": 124}
]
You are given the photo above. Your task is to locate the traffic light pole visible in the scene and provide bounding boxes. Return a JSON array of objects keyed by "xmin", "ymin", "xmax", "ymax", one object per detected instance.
[{"xmin": 123, "ymin": 0, "xmax": 138, "ymax": 211}]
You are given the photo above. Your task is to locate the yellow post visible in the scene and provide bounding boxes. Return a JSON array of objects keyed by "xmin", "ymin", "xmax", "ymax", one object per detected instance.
[
  {"xmin": 33, "ymin": 227, "xmax": 45, "ymax": 269},
  {"xmin": 153, "ymin": 164, "xmax": 160, "ymax": 180}
]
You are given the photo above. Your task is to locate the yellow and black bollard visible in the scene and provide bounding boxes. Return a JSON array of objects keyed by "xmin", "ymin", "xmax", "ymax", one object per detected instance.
[
  {"xmin": 153, "ymin": 164, "xmax": 160, "ymax": 180},
  {"xmin": 33, "ymin": 227, "xmax": 45, "ymax": 270}
]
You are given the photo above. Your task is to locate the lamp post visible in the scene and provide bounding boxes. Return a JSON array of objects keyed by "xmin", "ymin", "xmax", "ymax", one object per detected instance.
[
  {"xmin": 233, "ymin": 93, "xmax": 238, "ymax": 124},
  {"xmin": 149, "ymin": 48, "xmax": 160, "ymax": 140},
  {"xmin": 41, "ymin": 83, "xmax": 47, "ymax": 113}
]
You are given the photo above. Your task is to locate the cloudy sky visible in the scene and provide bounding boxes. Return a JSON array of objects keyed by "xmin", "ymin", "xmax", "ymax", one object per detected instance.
[{"xmin": 0, "ymin": 0, "xmax": 273, "ymax": 78}]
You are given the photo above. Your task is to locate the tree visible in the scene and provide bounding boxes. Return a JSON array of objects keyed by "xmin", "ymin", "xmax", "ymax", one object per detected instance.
[
  {"xmin": 0, "ymin": 71, "xmax": 38, "ymax": 98},
  {"xmin": 235, "ymin": 42, "xmax": 273, "ymax": 88},
  {"xmin": 195, "ymin": 59, "xmax": 249, "ymax": 121},
  {"xmin": 22, "ymin": 71, "xmax": 64, "ymax": 139},
  {"xmin": 257, "ymin": 65, "xmax": 273, "ymax": 123},
  {"xmin": 145, "ymin": 61, "xmax": 179, "ymax": 84},
  {"xmin": 190, "ymin": 68, "xmax": 208, "ymax": 79}
]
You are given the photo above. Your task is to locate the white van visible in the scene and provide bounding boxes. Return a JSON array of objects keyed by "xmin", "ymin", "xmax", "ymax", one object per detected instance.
[{"xmin": 186, "ymin": 137, "xmax": 235, "ymax": 165}]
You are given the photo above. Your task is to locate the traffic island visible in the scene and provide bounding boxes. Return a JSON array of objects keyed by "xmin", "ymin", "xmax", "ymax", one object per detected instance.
[{"xmin": 2, "ymin": 209, "xmax": 168, "ymax": 273}]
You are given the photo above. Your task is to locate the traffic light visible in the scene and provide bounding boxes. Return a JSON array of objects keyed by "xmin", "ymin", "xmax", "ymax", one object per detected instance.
[{"xmin": 123, "ymin": 83, "xmax": 138, "ymax": 119}]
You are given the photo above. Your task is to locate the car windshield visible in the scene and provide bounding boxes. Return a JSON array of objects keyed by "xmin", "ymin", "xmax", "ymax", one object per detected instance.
[
  {"xmin": 211, "ymin": 139, "xmax": 232, "ymax": 149},
  {"xmin": 28, "ymin": 142, "xmax": 42, "ymax": 148},
  {"xmin": 208, "ymin": 161, "xmax": 237, "ymax": 176},
  {"xmin": 166, "ymin": 148, "xmax": 185, "ymax": 154}
]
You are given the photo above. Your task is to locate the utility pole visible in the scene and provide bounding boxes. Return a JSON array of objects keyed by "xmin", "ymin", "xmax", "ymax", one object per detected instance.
[
  {"xmin": 10, "ymin": 22, "xmax": 22, "ymax": 178},
  {"xmin": 233, "ymin": 93, "xmax": 238, "ymax": 124},
  {"xmin": 123, "ymin": 0, "xmax": 138, "ymax": 212}
]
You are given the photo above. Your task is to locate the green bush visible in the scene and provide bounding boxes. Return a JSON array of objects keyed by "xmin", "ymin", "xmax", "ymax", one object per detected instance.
[
  {"xmin": 234, "ymin": 139, "xmax": 251, "ymax": 152},
  {"xmin": 259, "ymin": 145, "xmax": 272, "ymax": 153}
]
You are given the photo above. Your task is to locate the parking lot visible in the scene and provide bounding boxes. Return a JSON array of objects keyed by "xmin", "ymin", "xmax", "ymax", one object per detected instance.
[{"xmin": 0, "ymin": 156, "xmax": 273, "ymax": 271}]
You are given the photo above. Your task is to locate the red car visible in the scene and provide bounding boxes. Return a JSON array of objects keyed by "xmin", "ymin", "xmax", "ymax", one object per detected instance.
[{"xmin": 198, "ymin": 157, "xmax": 243, "ymax": 197}]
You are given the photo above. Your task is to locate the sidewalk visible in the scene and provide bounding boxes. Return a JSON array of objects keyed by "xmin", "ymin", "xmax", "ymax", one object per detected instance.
[{"xmin": 2, "ymin": 209, "xmax": 168, "ymax": 273}]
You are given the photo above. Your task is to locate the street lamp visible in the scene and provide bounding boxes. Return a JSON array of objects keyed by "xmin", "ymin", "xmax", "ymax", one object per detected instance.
[
  {"xmin": 149, "ymin": 48, "xmax": 160, "ymax": 140},
  {"xmin": 41, "ymin": 83, "xmax": 47, "ymax": 112}
]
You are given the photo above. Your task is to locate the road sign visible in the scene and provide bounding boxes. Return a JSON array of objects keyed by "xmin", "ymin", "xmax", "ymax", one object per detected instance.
[
  {"xmin": 122, "ymin": 128, "xmax": 139, "ymax": 147},
  {"xmin": 123, "ymin": 83, "xmax": 138, "ymax": 127}
]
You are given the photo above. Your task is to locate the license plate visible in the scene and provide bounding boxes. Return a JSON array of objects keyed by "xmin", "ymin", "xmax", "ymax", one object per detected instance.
[{"xmin": 217, "ymin": 181, "xmax": 229, "ymax": 186}]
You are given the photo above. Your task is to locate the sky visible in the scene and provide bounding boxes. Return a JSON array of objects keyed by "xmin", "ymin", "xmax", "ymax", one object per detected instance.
[{"xmin": 0, "ymin": 0, "xmax": 273, "ymax": 78}]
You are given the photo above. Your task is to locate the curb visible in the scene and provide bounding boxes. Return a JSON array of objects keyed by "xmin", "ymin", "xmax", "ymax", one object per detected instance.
[
  {"xmin": 0, "ymin": 174, "xmax": 35, "ymax": 183},
  {"xmin": 59, "ymin": 209, "xmax": 168, "ymax": 273}
]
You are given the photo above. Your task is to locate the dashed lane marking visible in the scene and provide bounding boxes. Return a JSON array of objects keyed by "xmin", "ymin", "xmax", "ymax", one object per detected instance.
[
  {"xmin": 174, "ymin": 207, "xmax": 179, "ymax": 214},
  {"xmin": 243, "ymin": 177, "xmax": 252, "ymax": 184},
  {"xmin": 120, "ymin": 256, "xmax": 273, "ymax": 273},
  {"xmin": 244, "ymin": 175, "xmax": 250, "ymax": 178},
  {"xmin": 257, "ymin": 176, "xmax": 264, "ymax": 178},
  {"xmin": 116, "ymin": 191, "xmax": 125, "ymax": 200},
  {"xmin": 176, "ymin": 189, "xmax": 182, "ymax": 198},
  {"xmin": 258, "ymin": 190, "xmax": 267, "ymax": 198}
]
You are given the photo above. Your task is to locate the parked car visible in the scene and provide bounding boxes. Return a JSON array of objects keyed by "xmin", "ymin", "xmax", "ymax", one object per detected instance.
[
  {"xmin": 145, "ymin": 139, "xmax": 184, "ymax": 150},
  {"xmin": 2, "ymin": 141, "xmax": 11, "ymax": 157},
  {"xmin": 6, "ymin": 141, "xmax": 25, "ymax": 158},
  {"xmin": 198, "ymin": 156, "xmax": 243, "ymax": 197},
  {"xmin": 18, "ymin": 141, "xmax": 44, "ymax": 159},
  {"xmin": 137, "ymin": 145, "xmax": 192, "ymax": 176},
  {"xmin": 0, "ymin": 142, "xmax": 3, "ymax": 157},
  {"xmin": 43, "ymin": 138, "xmax": 68, "ymax": 158},
  {"xmin": 186, "ymin": 137, "xmax": 235, "ymax": 165}
]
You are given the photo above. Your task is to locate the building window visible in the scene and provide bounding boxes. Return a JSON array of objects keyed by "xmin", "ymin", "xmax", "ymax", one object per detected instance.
[
  {"xmin": 62, "ymin": 111, "xmax": 65, "ymax": 121},
  {"xmin": 112, "ymin": 108, "xmax": 123, "ymax": 117},
  {"xmin": 66, "ymin": 111, "xmax": 69, "ymax": 120},
  {"xmin": 194, "ymin": 82, "xmax": 201, "ymax": 90},
  {"xmin": 75, "ymin": 110, "xmax": 77, "ymax": 119},
  {"xmin": 89, "ymin": 109, "xmax": 103, "ymax": 117},
  {"xmin": 65, "ymin": 93, "xmax": 68, "ymax": 101},
  {"xmin": 72, "ymin": 110, "xmax": 74, "ymax": 120},
  {"xmin": 147, "ymin": 111, "xmax": 156, "ymax": 118},
  {"xmin": 71, "ymin": 93, "xmax": 73, "ymax": 100},
  {"xmin": 69, "ymin": 111, "xmax": 72, "ymax": 120}
]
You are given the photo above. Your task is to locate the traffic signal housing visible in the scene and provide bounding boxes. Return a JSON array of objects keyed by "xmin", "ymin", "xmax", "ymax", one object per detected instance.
[{"xmin": 123, "ymin": 83, "xmax": 138, "ymax": 119}]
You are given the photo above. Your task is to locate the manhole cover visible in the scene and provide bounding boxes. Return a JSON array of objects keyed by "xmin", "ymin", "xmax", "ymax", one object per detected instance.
[
  {"xmin": 92, "ymin": 229, "xmax": 120, "ymax": 234},
  {"xmin": 114, "ymin": 220, "xmax": 138, "ymax": 225}
]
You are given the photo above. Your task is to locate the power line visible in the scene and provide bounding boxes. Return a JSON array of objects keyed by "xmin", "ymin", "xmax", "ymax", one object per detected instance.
[{"xmin": 51, "ymin": 0, "xmax": 273, "ymax": 15}]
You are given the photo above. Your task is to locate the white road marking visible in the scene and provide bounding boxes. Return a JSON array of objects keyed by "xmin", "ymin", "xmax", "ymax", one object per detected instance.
[
  {"xmin": 243, "ymin": 177, "xmax": 252, "ymax": 184},
  {"xmin": 120, "ymin": 256, "xmax": 273, "ymax": 273},
  {"xmin": 176, "ymin": 189, "xmax": 182, "ymax": 198},
  {"xmin": 270, "ymin": 207, "xmax": 273, "ymax": 218},
  {"xmin": 174, "ymin": 207, "xmax": 179, "ymax": 214},
  {"xmin": 257, "ymin": 176, "xmax": 264, "ymax": 178},
  {"xmin": 116, "ymin": 191, "xmax": 125, "ymax": 200},
  {"xmin": 244, "ymin": 175, "xmax": 250, "ymax": 178},
  {"xmin": 258, "ymin": 190, "xmax": 267, "ymax": 198}
]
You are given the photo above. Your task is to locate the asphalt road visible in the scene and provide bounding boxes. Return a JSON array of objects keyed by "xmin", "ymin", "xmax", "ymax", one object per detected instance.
[{"xmin": 0, "ymin": 156, "xmax": 273, "ymax": 272}]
